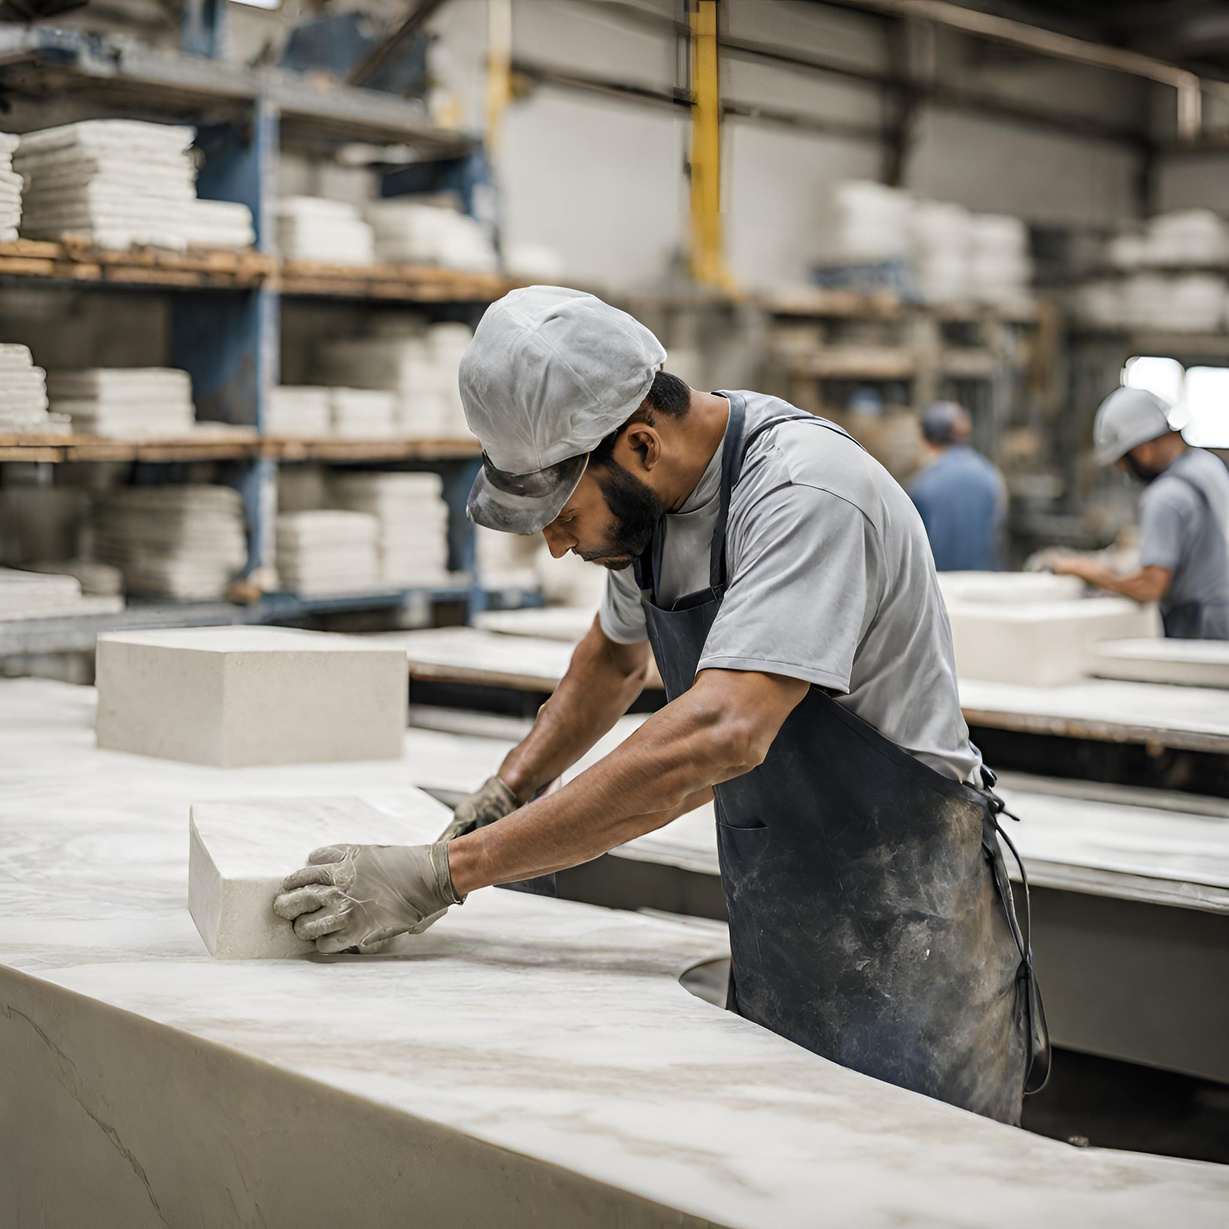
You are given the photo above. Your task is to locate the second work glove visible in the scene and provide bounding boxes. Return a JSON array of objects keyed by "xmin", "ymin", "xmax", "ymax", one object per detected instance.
[
  {"xmin": 438, "ymin": 774, "xmax": 520, "ymax": 842},
  {"xmin": 273, "ymin": 842, "xmax": 463, "ymax": 954}
]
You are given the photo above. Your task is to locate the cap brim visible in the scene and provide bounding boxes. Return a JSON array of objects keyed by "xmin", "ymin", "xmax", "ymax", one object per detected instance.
[{"xmin": 466, "ymin": 452, "xmax": 588, "ymax": 535}]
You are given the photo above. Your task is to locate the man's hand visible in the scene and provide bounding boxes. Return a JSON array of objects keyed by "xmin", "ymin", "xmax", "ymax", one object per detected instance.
[
  {"xmin": 272, "ymin": 842, "xmax": 463, "ymax": 954},
  {"xmin": 438, "ymin": 775, "xmax": 520, "ymax": 842}
]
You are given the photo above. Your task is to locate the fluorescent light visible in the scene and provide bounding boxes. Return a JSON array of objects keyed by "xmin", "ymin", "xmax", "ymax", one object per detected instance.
[
  {"xmin": 229, "ymin": 0, "xmax": 281, "ymax": 9},
  {"xmin": 1181, "ymin": 367, "xmax": 1229, "ymax": 448}
]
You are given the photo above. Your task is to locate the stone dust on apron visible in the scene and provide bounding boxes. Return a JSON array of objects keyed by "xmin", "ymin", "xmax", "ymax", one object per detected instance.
[{"xmin": 633, "ymin": 394, "xmax": 1048, "ymax": 1125}]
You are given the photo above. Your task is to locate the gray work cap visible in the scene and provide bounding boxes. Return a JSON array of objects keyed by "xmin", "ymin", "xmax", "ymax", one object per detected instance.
[
  {"xmin": 460, "ymin": 286, "xmax": 666, "ymax": 534},
  {"xmin": 1093, "ymin": 386, "xmax": 1173, "ymax": 466}
]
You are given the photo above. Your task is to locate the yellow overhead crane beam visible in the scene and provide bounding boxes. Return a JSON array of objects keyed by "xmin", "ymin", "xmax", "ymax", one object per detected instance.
[{"xmin": 688, "ymin": 0, "xmax": 733, "ymax": 290}]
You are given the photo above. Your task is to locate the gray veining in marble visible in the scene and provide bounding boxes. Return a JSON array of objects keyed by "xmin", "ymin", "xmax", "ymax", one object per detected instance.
[{"xmin": 2, "ymin": 679, "xmax": 1227, "ymax": 1228}]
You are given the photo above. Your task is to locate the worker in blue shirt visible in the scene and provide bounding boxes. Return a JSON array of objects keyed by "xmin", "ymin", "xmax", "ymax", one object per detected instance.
[{"xmin": 907, "ymin": 401, "xmax": 1006, "ymax": 571}]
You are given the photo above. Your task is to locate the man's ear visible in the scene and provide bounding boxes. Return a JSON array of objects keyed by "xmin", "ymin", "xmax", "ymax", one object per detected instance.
[{"xmin": 618, "ymin": 423, "xmax": 661, "ymax": 474}]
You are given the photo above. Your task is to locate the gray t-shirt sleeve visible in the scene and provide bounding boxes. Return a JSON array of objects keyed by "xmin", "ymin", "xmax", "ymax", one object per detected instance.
[
  {"xmin": 599, "ymin": 566, "xmax": 649, "ymax": 643},
  {"xmin": 1139, "ymin": 483, "xmax": 1198, "ymax": 572},
  {"xmin": 697, "ymin": 481, "xmax": 880, "ymax": 693}
]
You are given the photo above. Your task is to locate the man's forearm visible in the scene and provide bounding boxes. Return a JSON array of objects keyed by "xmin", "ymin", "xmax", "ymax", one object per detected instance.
[
  {"xmin": 1056, "ymin": 557, "xmax": 1170, "ymax": 604},
  {"xmin": 498, "ymin": 617, "xmax": 649, "ymax": 800},
  {"xmin": 449, "ymin": 668, "xmax": 805, "ymax": 894}
]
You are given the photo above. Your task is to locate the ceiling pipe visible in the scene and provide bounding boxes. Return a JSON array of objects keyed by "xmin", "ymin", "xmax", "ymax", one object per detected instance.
[{"xmin": 822, "ymin": 0, "xmax": 1229, "ymax": 140}]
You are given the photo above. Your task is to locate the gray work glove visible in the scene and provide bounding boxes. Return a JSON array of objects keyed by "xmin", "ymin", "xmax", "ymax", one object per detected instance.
[
  {"xmin": 438, "ymin": 774, "xmax": 520, "ymax": 842},
  {"xmin": 273, "ymin": 842, "xmax": 463, "ymax": 954}
]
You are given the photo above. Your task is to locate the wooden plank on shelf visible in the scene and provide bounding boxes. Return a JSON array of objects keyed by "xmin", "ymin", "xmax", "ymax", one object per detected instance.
[
  {"xmin": 0, "ymin": 430, "xmax": 261, "ymax": 463},
  {"xmin": 0, "ymin": 239, "xmax": 273, "ymax": 289},
  {"xmin": 277, "ymin": 258, "xmax": 518, "ymax": 302},
  {"xmin": 267, "ymin": 437, "xmax": 481, "ymax": 462},
  {"xmin": 790, "ymin": 347, "xmax": 916, "ymax": 379},
  {"xmin": 765, "ymin": 288, "xmax": 902, "ymax": 319}
]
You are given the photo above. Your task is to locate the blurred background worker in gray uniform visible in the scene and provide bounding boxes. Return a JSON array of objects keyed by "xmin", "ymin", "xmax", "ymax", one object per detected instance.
[
  {"xmin": 1051, "ymin": 387, "xmax": 1229, "ymax": 639},
  {"xmin": 907, "ymin": 400, "xmax": 1006, "ymax": 572}
]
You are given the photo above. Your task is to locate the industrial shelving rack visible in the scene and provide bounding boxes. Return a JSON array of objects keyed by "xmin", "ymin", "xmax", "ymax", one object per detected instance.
[{"xmin": 0, "ymin": 23, "xmax": 542, "ymax": 655}]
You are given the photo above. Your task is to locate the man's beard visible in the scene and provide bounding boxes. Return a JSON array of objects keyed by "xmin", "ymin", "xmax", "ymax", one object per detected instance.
[
  {"xmin": 579, "ymin": 460, "xmax": 664, "ymax": 569},
  {"xmin": 1124, "ymin": 453, "xmax": 1162, "ymax": 485}
]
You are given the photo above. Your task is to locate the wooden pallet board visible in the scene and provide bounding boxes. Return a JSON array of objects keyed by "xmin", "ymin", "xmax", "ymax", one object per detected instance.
[
  {"xmin": 265, "ymin": 436, "xmax": 481, "ymax": 462},
  {"xmin": 0, "ymin": 238, "xmax": 274, "ymax": 289},
  {"xmin": 277, "ymin": 258, "xmax": 519, "ymax": 302}
]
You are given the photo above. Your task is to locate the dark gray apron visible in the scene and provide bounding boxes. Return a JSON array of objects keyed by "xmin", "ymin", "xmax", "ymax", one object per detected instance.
[{"xmin": 634, "ymin": 394, "xmax": 1048, "ymax": 1124}]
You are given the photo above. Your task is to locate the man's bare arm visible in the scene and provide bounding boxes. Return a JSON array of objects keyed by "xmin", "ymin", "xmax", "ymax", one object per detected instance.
[
  {"xmin": 448, "ymin": 668, "xmax": 809, "ymax": 893},
  {"xmin": 497, "ymin": 616, "xmax": 652, "ymax": 801},
  {"xmin": 1051, "ymin": 556, "xmax": 1172, "ymax": 604}
]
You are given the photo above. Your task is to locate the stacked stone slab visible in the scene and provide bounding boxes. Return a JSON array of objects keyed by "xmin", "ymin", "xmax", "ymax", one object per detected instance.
[
  {"xmin": 0, "ymin": 132, "xmax": 22, "ymax": 240},
  {"xmin": 95, "ymin": 626, "xmax": 407, "ymax": 769},
  {"xmin": 47, "ymin": 367, "xmax": 195, "ymax": 439},
  {"xmin": 15, "ymin": 120, "xmax": 195, "ymax": 250},
  {"xmin": 317, "ymin": 321, "xmax": 473, "ymax": 438},
  {"xmin": 365, "ymin": 199, "xmax": 498, "ymax": 271},
  {"xmin": 265, "ymin": 386, "xmax": 332, "ymax": 438},
  {"xmin": 275, "ymin": 510, "xmax": 381, "ymax": 594},
  {"xmin": 90, "ymin": 483, "xmax": 246, "ymax": 600},
  {"xmin": 329, "ymin": 471, "xmax": 450, "ymax": 585},
  {"xmin": 0, "ymin": 566, "xmax": 123, "ymax": 620},
  {"xmin": 329, "ymin": 387, "xmax": 398, "ymax": 438},
  {"xmin": 277, "ymin": 196, "xmax": 373, "ymax": 265},
  {"xmin": 0, "ymin": 344, "xmax": 58, "ymax": 435},
  {"xmin": 183, "ymin": 198, "xmax": 256, "ymax": 250}
]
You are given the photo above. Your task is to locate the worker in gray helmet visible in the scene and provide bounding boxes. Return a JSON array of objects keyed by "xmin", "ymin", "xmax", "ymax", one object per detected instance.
[
  {"xmin": 907, "ymin": 400, "xmax": 1006, "ymax": 571},
  {"xmin": 274, "ymin": 287, "xmax": 1049, "ymax": 1125},
  {"xmin": 1049, "ymin": 386, "xmax": 1229, "ymax": 639}
]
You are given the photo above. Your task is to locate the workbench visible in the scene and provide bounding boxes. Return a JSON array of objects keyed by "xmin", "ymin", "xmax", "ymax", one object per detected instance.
[
  {"xmin": 2, "ymin": 678, "xmax": 1226, "ymax": 1227},
  {"xmin": 405, "ymin": 710, "xmax": 1229, "ymax": 1085},
  {"xmin": 392, "ymin": 626, "xmax": 1229, "ymax": 792}
]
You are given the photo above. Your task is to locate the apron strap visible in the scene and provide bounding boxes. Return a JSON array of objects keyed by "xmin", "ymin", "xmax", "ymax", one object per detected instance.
[{"xmin": 712, "ymin": 405, "xmax": 866, "ymax": 590}]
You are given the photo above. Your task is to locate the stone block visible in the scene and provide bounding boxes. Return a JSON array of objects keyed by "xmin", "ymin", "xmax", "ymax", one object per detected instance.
[
  {"xmin": 946, "ymin": 597, "xmax": 1160, "ymax": 687},
  {"xmin": 189, "ymin": 792, "xmax": 449, "ymax": 958},
  {"xmin": 1092, "ymin": 638, "xmax": 1229, "ymax": 689},
  {"xmin": 96, "ymin": 626, "xmax": 407, "ymax": 766}
]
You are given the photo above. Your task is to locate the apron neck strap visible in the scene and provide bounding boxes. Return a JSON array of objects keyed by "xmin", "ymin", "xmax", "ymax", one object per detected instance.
[{"xmin": 708, "ymin": 393, "xmax": 748, "ymax": 592}]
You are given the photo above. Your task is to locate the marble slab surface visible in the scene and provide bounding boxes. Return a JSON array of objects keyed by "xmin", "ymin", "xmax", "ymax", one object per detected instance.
[
  {"xmin": 3, "ymin": 677, "xmax": 1228, "ymax": 1226},
  {"xmin": 1092, "ymin": 638, "xmax": 1229, "ymax": 689},
  {"xmin": 387, "ymin": 626, "xmax": 1228, "ymax": 752}
]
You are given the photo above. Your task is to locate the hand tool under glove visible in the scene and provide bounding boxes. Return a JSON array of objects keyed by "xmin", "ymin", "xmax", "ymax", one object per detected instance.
[
  {"xmin": 437, "ymin": 774, "xmax": 520, "ymax": 841},
  {"xmin": 273, "ymin": 842, "xmax": 464, "ymax": 954}
]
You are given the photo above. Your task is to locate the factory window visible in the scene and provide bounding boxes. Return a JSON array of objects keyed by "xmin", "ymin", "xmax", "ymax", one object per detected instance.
[{"xmin": 1121, "ymin": 355, "xmax": 1229, "ymax": 448}]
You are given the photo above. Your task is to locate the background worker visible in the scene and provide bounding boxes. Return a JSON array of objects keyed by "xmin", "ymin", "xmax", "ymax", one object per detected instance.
[
  {"xmin": 1050, "ymin": 387, "xmax": 1229, "ymax": 639},
  {"xmin": 907, "ymin": 400, "xmax": 1007, "ymax": 571},
  {"xmin": 275, "ymin": 288, "xmax": 1047, "ymax": 1126}
]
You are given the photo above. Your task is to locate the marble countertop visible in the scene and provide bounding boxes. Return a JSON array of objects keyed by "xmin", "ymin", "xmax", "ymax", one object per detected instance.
[
  {"xmin": 388, "ymin": 624, "xmax": 1229, "ymax": 753},
  {"xmin": 406, "ymin": 710, "xmax": 1229, "ymax": 913},
  {"xmin": 3, "ymin": 678, "xmax": 1227, "ymax": 1226}
]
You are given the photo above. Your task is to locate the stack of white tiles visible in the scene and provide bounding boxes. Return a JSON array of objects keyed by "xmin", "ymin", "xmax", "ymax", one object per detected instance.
[
  {"xmin": 0, "ymin": 567, "xmax": 123, "ymax": 621},
  {"xmin": 0, "ymin": 133, "xmax": 22, "ymax": 239},
  {"xmin": 265, "ymin": 387, "xmax": 332, "ymax": 438},
  {"xmin": 16, "ymin": 120, "xmax": 195, "ymax": 251},
  {"xmin": 90, "ymin": 484, "xmax": 246, "ymax": 599},
  {"xmin": 329, "ymin": 472, "xmax": 450, "ymax": 586},
  {"xmin": 0, "ymin": 344, "xmax": 58, "ymax": 436},
  {"xmin": 329, "ymin": 388, "xmax": 399, "ymax": 438},
  {"xmin": 365, "ymin": 199, "xmax": 498, "ymax": 272},
  {"xmin": 183, "ymin": 198, "xmax": 256, "ymax": 250},
  {"xmin": 277, "ymin": 197, "xmax": 374, "ymax": 265},
  {"xmin": 47, "ymin": 368, "xmax": 195, "ymax": 439},
  {"xmin": 276, "ymin": 510, "xmax": 381, "ymax": 594},
  {"xmin": 317, "ymin": 321, "xmax": 472, "ymax": 439}
]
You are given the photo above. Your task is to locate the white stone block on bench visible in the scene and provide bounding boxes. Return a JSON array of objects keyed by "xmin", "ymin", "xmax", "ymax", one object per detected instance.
[
  {"xmin": 96, "ymin": 626, "xmax": 407, "ymax": 766},
  {"xmin": 1092, "ymin": 638, "xmax": 1229, "ymax": 689},
  {"xmin": 947, "ymin": 597, "xmax": 1160, "ymax": 687},
  {"xmin": 189, "ymin": 793, "xmax": 448, "ymax": 958}
]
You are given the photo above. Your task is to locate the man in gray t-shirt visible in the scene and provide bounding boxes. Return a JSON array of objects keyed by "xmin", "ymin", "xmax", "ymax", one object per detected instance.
[
  {"xmin": 600, "ymin": 388, "xmax": 980, "ymax": 781},
  {"xmin": 275, "ymin": 289, "xmax": 1038, "ymax": 1124},
  {"xmin": 1053, "ymin": 387, "xmax": 1229, "ymax": 639}
]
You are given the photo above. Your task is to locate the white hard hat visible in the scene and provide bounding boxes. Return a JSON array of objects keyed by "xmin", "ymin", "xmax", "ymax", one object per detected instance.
[
  {"xmin": 461, "ymin": 286, "xmax": 665, "ymax": 534},
  {"xmin": 1092, "ymin": 387, "xmax": 1173, "ymax": 466}
]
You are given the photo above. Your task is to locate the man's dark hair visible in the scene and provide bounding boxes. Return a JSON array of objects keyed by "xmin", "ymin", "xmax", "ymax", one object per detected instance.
[{"xmin": 590, "ymin": 369, "xmax": 691, "ymax": 467}]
